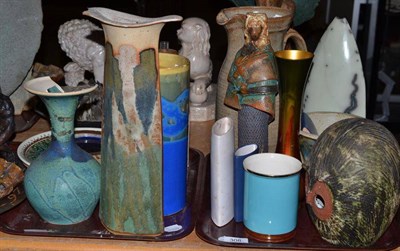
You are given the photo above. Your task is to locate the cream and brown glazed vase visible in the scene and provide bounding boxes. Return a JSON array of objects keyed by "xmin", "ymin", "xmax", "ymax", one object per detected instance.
[{"xmin": 83, "ymin": 8, "xmax": 182, "ymax": 236}]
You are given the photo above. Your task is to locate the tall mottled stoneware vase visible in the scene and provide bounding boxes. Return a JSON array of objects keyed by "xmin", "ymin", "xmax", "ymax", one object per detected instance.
[
  {"xmin": 83, "ymin": 8, "xmax": 182, "ymax": 235},
  {"xmin": 23, "ymin": 76, "xmax": 101, "ymax": 225}
]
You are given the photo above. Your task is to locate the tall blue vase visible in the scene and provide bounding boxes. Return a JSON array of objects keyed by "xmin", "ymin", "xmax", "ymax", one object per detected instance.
[
  {"xmin": 23, "ymin": 76, "xmax": 101, "ymax": 225},
  {"xmin": 160, "ymin": 53, "xmax": 190, "ymax": 216}
]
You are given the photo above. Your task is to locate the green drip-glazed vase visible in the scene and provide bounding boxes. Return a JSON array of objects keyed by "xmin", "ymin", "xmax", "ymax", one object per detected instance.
[{"xmin": 83, "ymin": 8, "xmax": 182, "ymax": 235}]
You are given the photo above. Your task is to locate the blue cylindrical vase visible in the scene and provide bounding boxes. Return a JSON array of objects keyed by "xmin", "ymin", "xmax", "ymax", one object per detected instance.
[
  {"xmin": 160, "ymin": 53, "xmax": 190, "ymax": 216},
  {"xmin": 234, "ymin": 144, "xmax": 258, "ymax": 222}
]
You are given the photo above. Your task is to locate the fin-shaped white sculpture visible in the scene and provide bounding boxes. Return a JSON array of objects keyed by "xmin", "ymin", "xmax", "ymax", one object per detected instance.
[{"xmin": 302, "ymin": 17, "xmax": 366, "ymax": 117}]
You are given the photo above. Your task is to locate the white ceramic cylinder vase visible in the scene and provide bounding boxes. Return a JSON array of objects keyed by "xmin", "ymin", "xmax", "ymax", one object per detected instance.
[{"xmin": 210, "ymin": 117, "xmax": 235, "ymax": 227}]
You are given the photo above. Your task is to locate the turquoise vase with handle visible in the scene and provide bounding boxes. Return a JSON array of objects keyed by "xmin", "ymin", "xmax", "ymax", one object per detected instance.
[{"xmin": 23, "ymin": 76, "xmax": 101, "ymax": 225}]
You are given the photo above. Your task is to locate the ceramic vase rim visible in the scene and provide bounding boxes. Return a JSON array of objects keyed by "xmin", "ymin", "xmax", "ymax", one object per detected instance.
[
  {"xmin": 243, "ymin": 153, "xmax": 302, "ymax": 177},
  {"xmin": 212, "ymin": 117, "xmax": 234, "ymax": 137},
  {"xmin": 217, "ymin": 6, "xmax": 293, "ymax": 24},
  {"xmin": 24, "ymin": 76, "xmax": 97, "ymax": 97},
  {"xmin": 235, "ymin": 144, "xmax": 258, "ymax": 157},
  {"xmin": 83, "ymin": 7, "xmax": 182, "ymax": 28},
  {"xmin": 159, "ymin": 53, "xmax": 190, "ymax": 73}
]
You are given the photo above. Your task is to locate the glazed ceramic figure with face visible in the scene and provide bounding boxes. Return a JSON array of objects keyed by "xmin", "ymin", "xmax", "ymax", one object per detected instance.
[
  {"xmin": 247, "ymin": 16, "xmax": 264, "ymax": 42},
  {"xmin": 177, "ymin": 17, "xmax": 212, "ymax": 105},
  {"xmin": 225, "ymin": 13, "xmax": 278, "ymax": 117}
]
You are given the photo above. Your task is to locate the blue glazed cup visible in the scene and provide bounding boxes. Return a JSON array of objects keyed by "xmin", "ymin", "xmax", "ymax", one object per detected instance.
[{"xmin": 243, "ymin": 153, "xmax": 302, "ymax": 242}]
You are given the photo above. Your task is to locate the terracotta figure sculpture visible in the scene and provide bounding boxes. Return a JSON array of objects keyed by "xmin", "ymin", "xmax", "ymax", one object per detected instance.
[
  {"xmin": 225, "ymin": 13, "xmax": 278, "ymax": 152},
  {"xmin": 225, "ymin": 13, "xmax": 278, "ymax": 116},
  {"xmin": 177, "ymin": 17, "xmax": 212, "ymax": 105}
]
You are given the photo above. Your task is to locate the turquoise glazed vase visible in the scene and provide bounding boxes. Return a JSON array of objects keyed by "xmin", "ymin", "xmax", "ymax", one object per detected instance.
[
  {"xmin": 83, "ymin": 8, "xmax": 182, "ymax": 235},
  {"xmin": 23, "ymin": 76, "xmax": 100, "ymax": 225}
]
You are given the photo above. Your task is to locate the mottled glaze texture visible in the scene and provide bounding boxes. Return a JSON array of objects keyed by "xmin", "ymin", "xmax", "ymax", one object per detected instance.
[
  {"xmin": 101, "ymin": 43, "xmax": 163, "ymax": 235},
  {"xmin": 83, "ymin": 8, "xmax": 182, "ymax": 236},
  {"xmin": 23, "ymin": 85, "xmax": 101, "ymax": 225},
  {"xmin": 305, "ymin": 118, "xmax": 400, "ymax": 247},
  {"xmin": 302, "ymin": 18, "xmax": 366, "ymax": 117}
]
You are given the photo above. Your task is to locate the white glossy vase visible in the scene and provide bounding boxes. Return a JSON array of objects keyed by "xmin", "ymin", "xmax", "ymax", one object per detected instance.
[
  {"xmin": 210, "ymin": 117, "xmax": 235, "ymax": 227},
  {"xmin": 302, "ymin": 17, "xmax": 366, "ymax": 117}
]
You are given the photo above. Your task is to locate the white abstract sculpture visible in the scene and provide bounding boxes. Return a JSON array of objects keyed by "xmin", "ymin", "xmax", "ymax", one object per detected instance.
[
  {"xmin": 58, "ymin": 19, "xmax": 105, "ymax": 86},
  {"xmin": 177, "ymin": 17, "xmax": 212, "ymax": 105},
  {"xmin": 211, "ymin": 117, "xmax": 234, "ymax": 227},
  {"xmin": 302, "ymin": 17, "xmax": 366, "ymax": 117}
]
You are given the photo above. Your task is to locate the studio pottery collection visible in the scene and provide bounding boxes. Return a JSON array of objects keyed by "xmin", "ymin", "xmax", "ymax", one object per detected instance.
[{"xmin": 2, "ymin": 2, "xmax": 400, "ymax": 250}]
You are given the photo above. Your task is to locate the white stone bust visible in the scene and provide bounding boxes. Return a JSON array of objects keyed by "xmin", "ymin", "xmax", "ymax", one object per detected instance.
[{"xmin": 177, "ymin": 17, "xmax": 212, "ymax": 105}]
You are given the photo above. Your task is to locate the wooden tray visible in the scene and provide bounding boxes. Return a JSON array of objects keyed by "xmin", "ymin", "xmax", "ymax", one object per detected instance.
[
  {"xmin": 195, "ymin": 156, "xmax": 400, "ymax": 250},
  {"xmin": 0, "ymin": 148, "xmax": 206, "ymax": 241}
]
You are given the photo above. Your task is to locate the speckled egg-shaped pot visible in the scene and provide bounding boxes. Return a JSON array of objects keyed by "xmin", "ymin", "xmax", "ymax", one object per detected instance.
[{"xmin": 305, "ymin": 118, "xmax": 400, "ymax": 247}]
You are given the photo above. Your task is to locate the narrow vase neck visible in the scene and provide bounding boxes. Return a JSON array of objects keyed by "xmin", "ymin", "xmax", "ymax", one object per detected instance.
[{"xmin": 41, "ymin": 95, "xmax": 79, "ymax": 143}]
